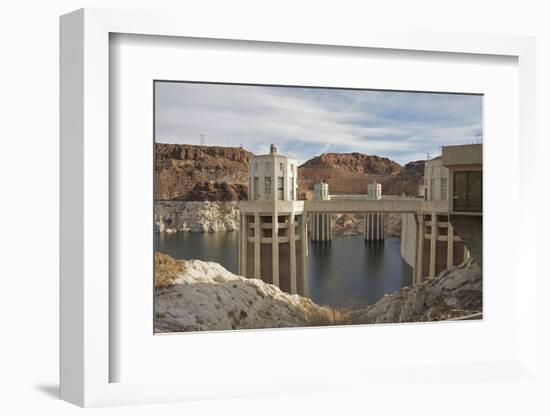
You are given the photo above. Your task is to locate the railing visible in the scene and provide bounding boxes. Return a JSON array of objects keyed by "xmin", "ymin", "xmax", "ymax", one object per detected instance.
[{"xmin": 304, "ymin": 198, "xmax": 423, "ymax": 213}]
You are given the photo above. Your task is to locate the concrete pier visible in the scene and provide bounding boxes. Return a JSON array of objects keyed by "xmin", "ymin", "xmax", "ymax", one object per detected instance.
[
  {"xmin": 364, "ymin": 213, "xmax": 385, "ymax": 242},
  {"xmin": 310, "ymin": 181, "xmax": 332, "ymax": 242},
  {"xmin": 364, "ymin": 183, "xmax": 384, "ymax": 242}
]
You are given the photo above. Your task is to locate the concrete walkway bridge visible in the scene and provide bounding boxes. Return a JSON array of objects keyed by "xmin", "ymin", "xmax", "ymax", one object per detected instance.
[{"xmin": 237, "ymin": 143, "xmax": 481, "ymax": 299}]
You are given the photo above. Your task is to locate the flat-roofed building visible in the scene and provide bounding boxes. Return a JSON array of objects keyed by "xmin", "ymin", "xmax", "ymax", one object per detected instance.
[
  {"xmin": 442, "ymin": 143, "xmax": 483, "ymax": 267},
  {"xmin": 442, "ymin": 143, "xmax": 482, "ymax": 213}
]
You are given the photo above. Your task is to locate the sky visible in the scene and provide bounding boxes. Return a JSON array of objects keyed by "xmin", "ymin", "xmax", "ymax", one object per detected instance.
[{"xmin": 154, "ymin": 81, "xmax": 482, "ymax": 166}]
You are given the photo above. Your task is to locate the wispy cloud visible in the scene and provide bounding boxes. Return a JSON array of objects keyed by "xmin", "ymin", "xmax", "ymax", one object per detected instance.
[{"xmin": 155, "ymin": 82, "xmax": 482, "ymax": 165}]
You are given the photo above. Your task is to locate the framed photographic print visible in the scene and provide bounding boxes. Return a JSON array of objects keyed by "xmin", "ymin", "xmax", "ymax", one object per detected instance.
[
  {"xmin": 60, "ymin": 8, "xmax": 538, "ymax": 408},
  {"xmin": 152, "ymin": 80, "xmax": 483, "ymax": 334}
]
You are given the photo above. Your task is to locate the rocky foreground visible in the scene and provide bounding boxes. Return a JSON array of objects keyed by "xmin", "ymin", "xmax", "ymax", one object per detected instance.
[
  {"xmin": 155, "ymin": 253, "xmax": 338, "ymax": 332},
  {"xmin": 346, "ymin": 259, "xmax": 482, "ymax": 324},
  {"xmin": 155, "ymin": 253, "xmax": 482, "ymax": 332}
]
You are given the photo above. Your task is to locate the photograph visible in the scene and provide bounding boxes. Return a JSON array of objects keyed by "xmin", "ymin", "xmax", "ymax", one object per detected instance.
[
  {"xmin": 2, "ymin": 0, "xmax": 545, "ymax": 412},
  {"xmin": 153, "ymin": 81, "xmax": 483, "ymax": 333}
]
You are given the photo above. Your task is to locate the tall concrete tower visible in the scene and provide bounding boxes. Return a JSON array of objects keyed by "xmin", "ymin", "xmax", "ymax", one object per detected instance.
[
  {"xmin": 310, "ymin": 180, "xmax": 331, "ymax": 242},
  {"xmin": 365, "ymin": 182, "xmax": 385, "ymax": 242},
  {"xmin": 238, "ymin": 144, "xmax": 308, "ymax": 296}
]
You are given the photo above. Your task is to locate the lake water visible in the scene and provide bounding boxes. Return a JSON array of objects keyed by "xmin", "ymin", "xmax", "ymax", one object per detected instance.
[{"xmin": 154, "ymin": 232, "xmax": 412, "ymax": 308}]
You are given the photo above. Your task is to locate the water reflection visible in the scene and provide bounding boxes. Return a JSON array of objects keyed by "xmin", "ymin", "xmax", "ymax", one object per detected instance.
[
  {"xmin": 307, "ymin": 236, "xmax": 411, "ymax": 308},
  {"xmin": 155, "ymin": 231, "xmax": 240, "ymax": 274}
]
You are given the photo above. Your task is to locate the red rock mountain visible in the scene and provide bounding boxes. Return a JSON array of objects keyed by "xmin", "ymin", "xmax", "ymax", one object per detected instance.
[
  {"xmin": 300, "ymin": 152, "xmax": 402, "ymax": 175},
  {"xmin": 155, "ymin": 143, "xmax": 424, "ymax": 200},
  {"xmin": 298, "ymin": 152, "xmax": 405, "ymax": 196},
  {"xmin": 155, "ymin": 143, "xmax": 252, "ymax": 200}
]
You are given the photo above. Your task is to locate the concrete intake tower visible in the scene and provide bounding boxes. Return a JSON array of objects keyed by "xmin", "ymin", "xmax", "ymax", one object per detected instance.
[{"xmin": 238, "ymin": 144, "xmax": 308, "ymax": 295}]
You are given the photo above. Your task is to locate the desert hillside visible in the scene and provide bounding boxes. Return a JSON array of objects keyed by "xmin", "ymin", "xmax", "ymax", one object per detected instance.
[
  {"xmin": 155, "ymin": 143, "xmax": 253, "ymax": 200},
  {"xmin": 300, "ymin": 152, "xmax": 402, "ymax": 175},
  {"xmin": 298, "ymin": 152, "xmax": 404, "ymax": 196},
  {"xmin": 155, "ymin": 143, "xmax": 425, "ymax": 201}
]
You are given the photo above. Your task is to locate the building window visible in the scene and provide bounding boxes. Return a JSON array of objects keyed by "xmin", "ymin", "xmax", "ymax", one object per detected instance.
[
  {"xmin": 277, "ymin": 177, "xmax": 284, "ymax": 200},
  {"xmin": 441, "ymin": 178, "xmax": 448, "ymax": 200},
  {"xmin": 254, "ymin": 162, "xmax": 258, "ymax": 171},
  {"xmin": 453, "ymin": 171, "xmax": 482, "ymax": 212},
  {"xmin": 266, "ymin": 162, "xmax": 270, "ymax": 171},
  {"xmin": 280, "ymin": 162, "xmax": 283, "ymax": 171},
  {"xmin": 430, "ymin": 178, "xmax": 436, "ymax": 201},
  {"xmin": 254, "ymin": 177, "xmax": 259, "ymax": 200},
  {"xmin": 264, "ymin": 176, "xmax": 271, "ymax": 195},
  {"xmin": 290, "ymin": 177, "xmax": 294, "ymax": 200}
]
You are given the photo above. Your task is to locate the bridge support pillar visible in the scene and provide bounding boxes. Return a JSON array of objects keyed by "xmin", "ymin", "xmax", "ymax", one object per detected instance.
[
  {"xmin": 429, "ymin": 212, "xmax": 437, "ymax": 278},
  {"xmin": 310, "ymin": 213, "xmax": 332, "ymax": 242},
  {"xmin": 364, "ymin": 213, "xmax": 385, "ymax": 242},
  {"xmin": 300, "ymin": 214, "xmax": 309, "ymax": 297}
]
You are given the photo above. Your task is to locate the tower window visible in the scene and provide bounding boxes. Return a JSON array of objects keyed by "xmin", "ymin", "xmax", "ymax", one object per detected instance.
[
  {"xmin": 277, "ymin": 177, "xmax": 284, "ymax": 200},
  {"xmin": 280, "ymin": 162, "xmax": 284, "ymax": 171},
  {"xmin": 441, "ymin": 178, "xmax": 448, "ymax": 200},
  {"xmin": 265, "ymin": 176, "xmax": 271, "ymax": 195},
  {"xmin": 254, "ymin": 177, "xmax": 260, "ymax": 200},
  {"xmin": 453, "ymin": 171, "xmax": 482, "ymax": 212}
]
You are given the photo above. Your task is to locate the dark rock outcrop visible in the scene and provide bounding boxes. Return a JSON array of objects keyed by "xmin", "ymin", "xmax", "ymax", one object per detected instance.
[
  {"xmin": 383, "ymin": 160, "xmax": 426, "ymax": 196},
  {"xmin": 180, "ymin": 182, "xmax": 247, "ymax": 201}
]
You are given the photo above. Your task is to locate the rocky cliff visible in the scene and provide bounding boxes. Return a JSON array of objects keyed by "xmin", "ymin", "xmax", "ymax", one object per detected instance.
[
  {"xmin": 155, "ymin": 201, "xmax": 240, "ymax": 232},
  {"xmin": 155, "ymin": 143, "xmax": 253, "ymax": 201},
  {"xmin": 154, "ymin": 253, "xmax": 481, "ymax": 332}
]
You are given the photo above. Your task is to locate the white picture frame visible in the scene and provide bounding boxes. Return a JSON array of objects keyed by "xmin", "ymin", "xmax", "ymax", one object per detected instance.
[{"xmin": 60, "ymin": 8, "xmax": 538, "ymax": 408}]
